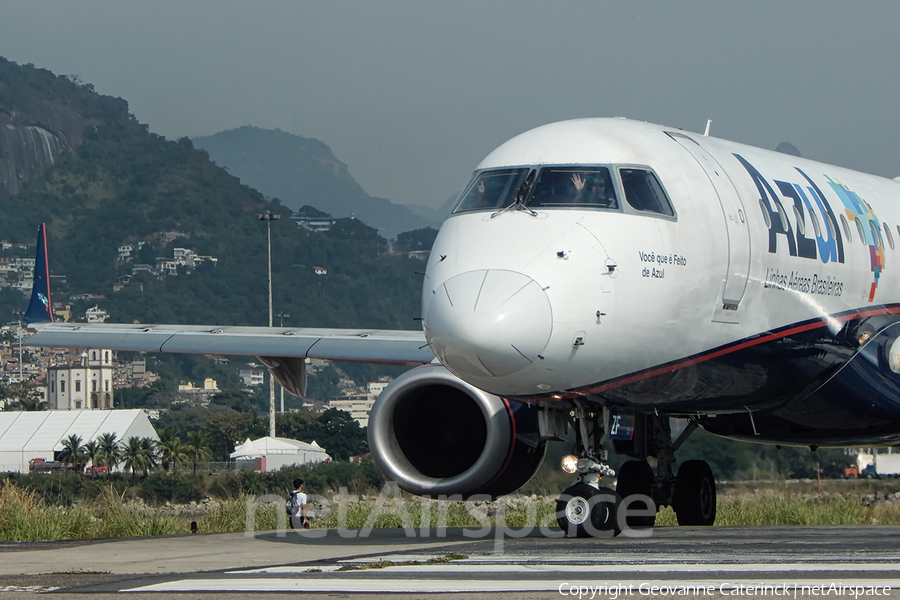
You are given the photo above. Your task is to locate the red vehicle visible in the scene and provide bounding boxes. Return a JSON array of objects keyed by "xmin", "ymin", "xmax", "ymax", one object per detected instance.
[
  {"xmin": 85, "ymin": 465, "xmax": 108, "ymax": 474},
  {"xmin": 29, "ymin": 459, "xmax": 69, "ymax": 472}
]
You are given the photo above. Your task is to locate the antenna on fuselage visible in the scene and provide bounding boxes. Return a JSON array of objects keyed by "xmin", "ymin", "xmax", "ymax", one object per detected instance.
[{"xmin": 703, "ymin": 119, "xmax": 712, "ymax": 136}]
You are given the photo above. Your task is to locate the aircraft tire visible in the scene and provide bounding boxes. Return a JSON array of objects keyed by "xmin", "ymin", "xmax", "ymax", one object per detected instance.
[
  {"xmin": 616, "ymin": 461, "xmax": 656, "ymax": 528},
  {"xmin": 673, "ymin": 460, "xmax": 716, "ymax": 526},
  {"xmin": 556, "ymin": 484, "xmax": 621, "ymax": 538}
]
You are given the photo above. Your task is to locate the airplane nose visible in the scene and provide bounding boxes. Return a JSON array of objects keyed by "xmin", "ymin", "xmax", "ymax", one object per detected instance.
[{"xmin": 425, "ymin": 269, "xmax": 552, "ymax": 380}]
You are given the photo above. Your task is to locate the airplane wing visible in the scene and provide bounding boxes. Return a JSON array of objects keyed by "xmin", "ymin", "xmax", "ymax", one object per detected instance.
[
  {"xmin": 25, "ymin": 322, "xmax": 433, "ymax": 366},
  {"xmin": 22, "ymin": 224, "xmax": 433, "ymax": 367}
]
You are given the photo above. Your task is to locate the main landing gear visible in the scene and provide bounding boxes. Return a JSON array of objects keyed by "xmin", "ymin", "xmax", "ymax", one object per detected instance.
[{"xmin": 548, "ymin": 405, "xmax": 716, "ymax": 537}]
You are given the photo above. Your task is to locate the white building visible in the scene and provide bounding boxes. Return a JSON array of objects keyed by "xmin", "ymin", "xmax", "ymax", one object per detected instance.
[
  {"xmin": 46, "ymin": 349, "xmax": 115, "ymax": 410},
  {"xmin": 117, "ymin": 242, "xmax": 145, "ymax": 261},
  {"xmin": 367, "ymin": 381, "xmax": 389, "ymax": 396},
  {"xmin": 10, "ymin": 257, "xmax": 35, "ymax": 271},
  {"xmin": 170, "ymin": 248, "xmax": 218, "ymax": 271},
  {"xmin": 0, "ymin": 409, "xmax": 159, "ymax": 473},
  {"xmin": 329, "ymin": 394, "xmax": 377, "ymax": 427},
  {"xmin": 291, "ymin": 215, "xmax": 338, "ymax": 232},
  {"xmin": 328, "ymin": 379, "xmax": 391, "ymax": 427},
  {"xmin": 85, "ymin": 306, "xmax": 109, "ymax": 323},
  {"xmin": 230, "ymin": 436, "xmax": 330, "ymax": 472},
  {"xmin": 238, "ymin": 363, "xmax": 266, "ymax": 387},
  {"xmin": 118, "ymin": 244, "xmax": 135, "ymax": 260}
]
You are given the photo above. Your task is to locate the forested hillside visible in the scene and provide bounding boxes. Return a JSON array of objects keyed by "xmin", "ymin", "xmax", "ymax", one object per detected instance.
[{"xmin": 0, "ymin": 58, "xmax": 424, "ymax": 330}]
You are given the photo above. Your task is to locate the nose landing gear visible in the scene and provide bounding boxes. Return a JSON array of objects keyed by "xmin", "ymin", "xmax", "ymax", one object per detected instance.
[
  {"xmin": 550, "ymin": 406, "xmax": 717, "ymax": 538},
  {"xmin": 557, "ymin": 482, "xmax": 621, "ymax": 538},
  {"xmin": 554, "ymin": 404, "xmax": 623, "ymax": 537}
]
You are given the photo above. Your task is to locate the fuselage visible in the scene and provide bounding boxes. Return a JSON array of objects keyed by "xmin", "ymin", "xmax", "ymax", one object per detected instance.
[{"xmin": 421, "ymin": 118, "xmax": 900, "ymax": 444}]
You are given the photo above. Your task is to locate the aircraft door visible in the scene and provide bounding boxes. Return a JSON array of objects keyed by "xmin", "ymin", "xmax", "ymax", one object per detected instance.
[{"xmin": 667, "ymin": 132, "xmax": 751, "ymax": 324}]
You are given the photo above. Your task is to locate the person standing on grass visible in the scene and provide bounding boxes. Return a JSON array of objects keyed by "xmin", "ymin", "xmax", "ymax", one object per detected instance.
[{"xmin": 289, "ymin": 478, "xmax": 308, "ymax": 530}]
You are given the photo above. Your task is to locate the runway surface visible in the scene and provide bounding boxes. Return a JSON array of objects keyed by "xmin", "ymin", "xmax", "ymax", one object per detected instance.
[{"xmin": 1, "ymin": 526, "xmax": 899, "ymax": 598}]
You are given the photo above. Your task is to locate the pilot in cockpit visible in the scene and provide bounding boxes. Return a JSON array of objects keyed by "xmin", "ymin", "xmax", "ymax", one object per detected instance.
[{"xmin": 572, "ymin": 173, "xmax": 617, "ymax": 208}]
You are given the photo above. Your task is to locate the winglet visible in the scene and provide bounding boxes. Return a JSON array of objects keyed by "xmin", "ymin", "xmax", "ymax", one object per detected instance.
[{"xmin": 24, "ymin": 223, "xmax": 54, "ymax": 325}]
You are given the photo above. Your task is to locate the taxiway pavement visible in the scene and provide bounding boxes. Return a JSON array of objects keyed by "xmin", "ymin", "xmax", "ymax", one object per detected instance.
[{"xmin": 1, "ymin": 526, "xmax": 899, "ymax": 598}]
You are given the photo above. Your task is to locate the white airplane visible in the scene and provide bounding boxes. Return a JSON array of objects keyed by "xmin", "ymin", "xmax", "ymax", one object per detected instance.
[{"xmin": 24, "ymin": 118, "xmax": 900, "ymax": 537}]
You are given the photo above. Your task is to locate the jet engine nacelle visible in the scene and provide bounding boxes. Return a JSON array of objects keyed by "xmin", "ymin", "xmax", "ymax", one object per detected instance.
[{"xmin": 368, "ymin": 364, "xmax": 546, "ymax": 499}]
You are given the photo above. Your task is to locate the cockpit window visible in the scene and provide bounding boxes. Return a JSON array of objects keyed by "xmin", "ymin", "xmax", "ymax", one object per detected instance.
[
  {"xmin": 528, "ymin": 167, "xmax": 618, "ymax": 209},
  {"xmin": 453, "ymin": 168, "xmax": 531, "ymax": 213},
  {"xmin": 619, "ymin": 168, "xmax": 674, "ymax": 216},
  {"xmin": 453, "ymin": 165, "xmax": 673, "ymax": 217}
]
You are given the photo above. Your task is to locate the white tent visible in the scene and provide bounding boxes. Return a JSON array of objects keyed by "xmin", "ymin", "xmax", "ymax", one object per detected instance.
[
  {"xmin": 230, "ymin": 436, "xmax": 331, "ymax": 472},
  {"xmin": 0, "ymin": 409, "xmax": 159, "ymax": 473}
]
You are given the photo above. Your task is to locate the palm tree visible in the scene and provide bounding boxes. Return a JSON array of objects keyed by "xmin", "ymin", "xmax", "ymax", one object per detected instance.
[
  {"xmin": 186, "ymin": 430, "xmax": 212, "ymax": 475},
  {"xmin": 159, "ymin": 437, "xmax": 189, "ymax": 473},
  {"xmin": 83, "ymin": 440, "xmax": 101, "ymax": 475},
  {"xmin": 140, "ymin": 437, "xmax": 159, "ymax": 477},
  {"xmin": 97, "ymin": 432, "xmax": 121, "ymax": 473},
  {"xmin": 58, "ymin": 434, "xmax": 86, "ymax": 470},
  {"xmin": 156, "ymin": 429, "xmax": 176, "ymax": 471},
  {"xmin": 120, "ymin": 436, "xmax": 148, "ymax": 485}
]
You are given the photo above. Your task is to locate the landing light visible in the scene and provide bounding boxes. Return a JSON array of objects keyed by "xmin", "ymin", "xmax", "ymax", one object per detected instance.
[{"xmin": 561, "ymin": 455, "xmax": 579, "ymax": 474}]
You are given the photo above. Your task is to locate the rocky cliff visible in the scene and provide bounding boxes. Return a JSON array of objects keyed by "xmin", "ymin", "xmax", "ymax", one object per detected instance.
[{"xmin": 0, "ymin": 67, "xmax": 87, "ymax": 199}]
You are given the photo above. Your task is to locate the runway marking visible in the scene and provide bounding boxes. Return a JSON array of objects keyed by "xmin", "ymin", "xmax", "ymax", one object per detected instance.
[
  {"xmin": 332, "ymin": 552, "xmax": 900, "ymax": 564},
  {"xmin": 124, "ymin": 578, "xmax": 900, "ymax": 593},
  {"xmin": 232, "ymin": 562, "xmax": 900, "ymax": 574}
]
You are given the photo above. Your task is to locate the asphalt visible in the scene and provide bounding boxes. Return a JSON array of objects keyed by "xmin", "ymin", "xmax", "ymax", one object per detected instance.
[{"xmin": 1, "ymin": 526, "xmax": 899, "ymax": 598}]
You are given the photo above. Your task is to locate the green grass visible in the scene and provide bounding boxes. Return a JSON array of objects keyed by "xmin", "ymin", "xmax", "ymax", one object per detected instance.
[
  {"xmin": 3, "ymin": 479, "xmax": 900, "ymax": 542},
  {"xmin": 0, "ymin": 482, "xmax": 282, "ymax": 541},
  {"xmin": 655, "ymin": 492, "xmax": 900, "ymax": 527}
]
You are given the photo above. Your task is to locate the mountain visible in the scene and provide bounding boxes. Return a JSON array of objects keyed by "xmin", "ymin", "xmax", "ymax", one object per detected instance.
[
  {"xmin": 193, "ymin": 127, "xmax": 433, "ymax": 238},
  {"xmin": 0, "ymin": 57, "xmax": 423, "ymax": 331}
]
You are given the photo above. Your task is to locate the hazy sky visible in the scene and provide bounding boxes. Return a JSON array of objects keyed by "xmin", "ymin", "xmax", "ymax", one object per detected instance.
[{"xmin": 2, "ymin": 2, "xmax": 898, "ymax": 208}]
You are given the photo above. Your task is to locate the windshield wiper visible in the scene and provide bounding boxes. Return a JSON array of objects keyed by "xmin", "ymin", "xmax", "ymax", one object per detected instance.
[{"xmin": 491, "ymin": 170, "xmax": 537, "ymax": 218}]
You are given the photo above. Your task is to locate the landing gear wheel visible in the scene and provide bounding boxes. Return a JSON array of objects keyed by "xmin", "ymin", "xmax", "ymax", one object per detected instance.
[
  {"xmin": 556, "ymin": 484, "xmax": 621, "ymax": 538},
  {"xmin": 673, "ymin": 460, "xmax": 716, "ymax": 526},
  {"xmin": 616, "ymin": 461, "xmax": 656, "ymax": 528}
]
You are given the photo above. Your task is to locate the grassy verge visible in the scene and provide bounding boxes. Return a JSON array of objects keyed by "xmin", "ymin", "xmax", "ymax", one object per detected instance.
[
  {"xmin": 655, "ymin": 493, "xmax": 900, "ymax": 527},
  {"xmin": 0, "ymin": 482, "xmax": 280, "ymax": 541},
  {"xmin": 3, "ymin": 480, "xmax": 900, "ymax": 542}
]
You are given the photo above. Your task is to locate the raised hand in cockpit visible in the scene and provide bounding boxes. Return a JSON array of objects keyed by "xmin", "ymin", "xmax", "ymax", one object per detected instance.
[{"xmin": 571, "ymin": 172, "xmax": 586, "ymax": 192}]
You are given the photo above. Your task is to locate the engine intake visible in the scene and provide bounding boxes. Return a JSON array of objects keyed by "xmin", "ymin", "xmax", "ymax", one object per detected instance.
[{"xmin": 369, "ymin": 364, "xmax": 545, "ymax": 498}]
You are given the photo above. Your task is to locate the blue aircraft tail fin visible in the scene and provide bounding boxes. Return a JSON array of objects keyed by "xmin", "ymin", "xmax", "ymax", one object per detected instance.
[{"xmin": 24, "ymin": 223, "xmax": 54, "ymax": 325}]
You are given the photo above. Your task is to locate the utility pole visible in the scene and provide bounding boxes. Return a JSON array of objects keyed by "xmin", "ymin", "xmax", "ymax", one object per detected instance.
[
  {"xmin": 275, "ymin": 312, "xmax": 289, "ymax": 413},
  {"xmin": 12, "ymin": 309, "xmax": 23, "ymax": 384},
  {"xmin": 258, "ymin": 211, "xmax": 280, "ymax": 437}
]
